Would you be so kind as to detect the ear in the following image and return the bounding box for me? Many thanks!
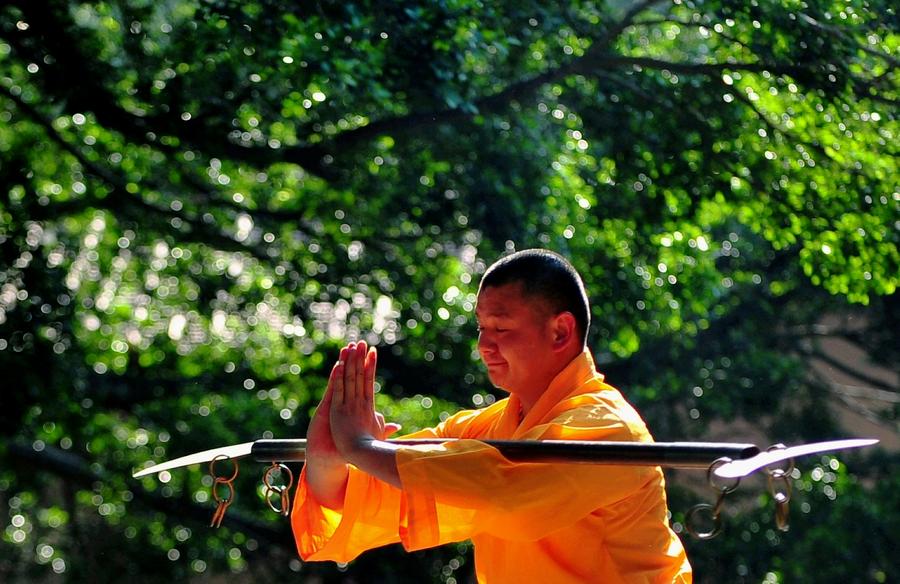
[550,312,577,351]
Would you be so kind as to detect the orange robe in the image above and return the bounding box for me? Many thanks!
[292,350,692,583]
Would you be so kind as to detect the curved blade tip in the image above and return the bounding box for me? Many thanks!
[714,437,879,479]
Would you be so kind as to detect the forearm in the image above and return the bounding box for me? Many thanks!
[306,439,401,508]
[343,438,402,489]
[306,457,350,509]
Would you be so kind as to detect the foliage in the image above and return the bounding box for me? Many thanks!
[0,0,897,582]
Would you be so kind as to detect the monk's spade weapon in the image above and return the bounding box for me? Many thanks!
[133,436,877,539]
[133,436,876,478]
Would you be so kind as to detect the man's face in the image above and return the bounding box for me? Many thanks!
[475,282,558,396]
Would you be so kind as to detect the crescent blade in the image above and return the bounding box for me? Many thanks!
[132,442,255,478]
[713,438,879,479]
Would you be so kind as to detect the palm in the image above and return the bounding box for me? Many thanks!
[307,390,341,461]
[307,342,402,463]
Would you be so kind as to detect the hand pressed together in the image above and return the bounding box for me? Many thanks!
[329,341,399,458]
[304,340,403,507]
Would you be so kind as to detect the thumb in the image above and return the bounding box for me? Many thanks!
[319,361,341,408]
[382,423,403,439]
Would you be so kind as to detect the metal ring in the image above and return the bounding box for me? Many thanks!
[767,472,793,502]
[685,503,723,540]
[707,457,740,493]
[774,498,790,532]
[209,454,239,482]
[263,463,294,491]
[764,443,795,478]
[212,477,235,504]
[265,486,289,515]
[264,484,291,515]
[768,471,792,532]
[280,488,291,516]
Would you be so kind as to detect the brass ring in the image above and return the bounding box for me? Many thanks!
[707,457,740,493]
[212,477,235,504]
[764,443,795,478]
[685,503,723,540]
[263,463,294,490]
[209,454,239,482]
[265,486,288,514]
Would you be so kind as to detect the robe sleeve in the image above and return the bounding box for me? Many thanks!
[396,417,653,550]
[291,425,450,562]
[292,401,652,560]
[291,464,405,562]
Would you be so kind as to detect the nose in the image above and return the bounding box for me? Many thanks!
[477,330,496,358]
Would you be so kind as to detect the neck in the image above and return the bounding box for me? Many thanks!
[516,391,540,417]
[515,346,584,416]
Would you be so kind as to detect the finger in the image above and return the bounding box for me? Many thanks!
[348,341,368,401]
[383,423,402,439]
[355,340,368,403]
[320,361,340,408]
[355,341,371,400]
[364,345,377,404]
[333,347,350,405]
[345,342,359,402]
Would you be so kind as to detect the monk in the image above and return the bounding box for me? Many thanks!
[292,249,692,583]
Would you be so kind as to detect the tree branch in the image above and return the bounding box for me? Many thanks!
[9,0,890,185]
[604,0,672,45]
[797,12,900,69]
[788,324,876,354]
[575,54,808,78]
[800,346,897,394]
[0,85,281,263]
[725,81,850,169]
[594,70,710,130]
[4,0,677,176]
[6,0,337,179]
[827,381,900,403]
[274,53,811,159]
[808,370,898,429]
[631,16,756,55]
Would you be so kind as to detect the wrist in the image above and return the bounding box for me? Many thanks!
[305,452,350,510]
[341,438,402,489]
[340,434,377,465]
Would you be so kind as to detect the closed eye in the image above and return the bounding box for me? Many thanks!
[477,325,509,333]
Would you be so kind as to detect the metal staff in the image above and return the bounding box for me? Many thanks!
[133,437,878,480]
[133,437,878,537]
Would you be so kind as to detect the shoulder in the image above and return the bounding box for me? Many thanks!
[538,384,653,442]
[434,398,507,438]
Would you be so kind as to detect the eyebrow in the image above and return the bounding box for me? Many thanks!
[474,311,512,322]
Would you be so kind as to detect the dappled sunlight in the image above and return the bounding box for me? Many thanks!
[0,0,896,582]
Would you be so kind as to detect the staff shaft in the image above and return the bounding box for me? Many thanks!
[251,439,760,468]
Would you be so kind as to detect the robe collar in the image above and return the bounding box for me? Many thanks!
[498,349,601,436]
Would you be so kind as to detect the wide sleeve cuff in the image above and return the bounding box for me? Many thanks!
[396,441,488,550]
[397,450,441,550]
[291,464,402,563]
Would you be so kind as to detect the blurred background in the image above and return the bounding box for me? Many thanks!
[0,1,897,582]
